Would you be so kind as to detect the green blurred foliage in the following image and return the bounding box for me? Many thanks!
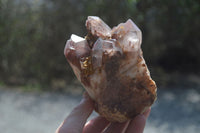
[0,0,199,88]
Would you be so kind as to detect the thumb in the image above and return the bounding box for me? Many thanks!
[56,93,94,133]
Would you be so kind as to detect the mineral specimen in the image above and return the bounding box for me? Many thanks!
[64,16,157,122]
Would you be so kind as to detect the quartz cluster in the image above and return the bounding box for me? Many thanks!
[64,16,157,122]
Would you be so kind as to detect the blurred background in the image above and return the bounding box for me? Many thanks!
[0,0,199,133]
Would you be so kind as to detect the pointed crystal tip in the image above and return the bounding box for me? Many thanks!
[86,16,111,38]
[71,34,85,43]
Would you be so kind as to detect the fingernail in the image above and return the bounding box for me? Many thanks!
[143,107,151,119]
[80,92,90,103]
[83,92,89,99]
[136,114,147,122]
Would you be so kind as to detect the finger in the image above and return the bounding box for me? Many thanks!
[83,116,110,133]
[125,115,146,133]
[143,107,151,119]
[121,121,130,133]
[103,121,129,133]
[56,93,94,133]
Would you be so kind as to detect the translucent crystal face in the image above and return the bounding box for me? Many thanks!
[111,19,142,52]
[86,16,111,38]
[64,16,157,122]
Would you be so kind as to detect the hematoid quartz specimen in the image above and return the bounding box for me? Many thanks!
[64,16,157,122]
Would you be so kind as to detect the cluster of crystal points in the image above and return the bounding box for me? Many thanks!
[64,16,157,122]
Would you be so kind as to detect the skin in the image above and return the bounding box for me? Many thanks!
[56,93,151,133]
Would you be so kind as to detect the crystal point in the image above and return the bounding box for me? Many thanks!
[86,16,111,39]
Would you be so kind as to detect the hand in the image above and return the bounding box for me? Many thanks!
[56,93,151,133]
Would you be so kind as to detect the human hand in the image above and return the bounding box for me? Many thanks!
[56,93,151,133]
